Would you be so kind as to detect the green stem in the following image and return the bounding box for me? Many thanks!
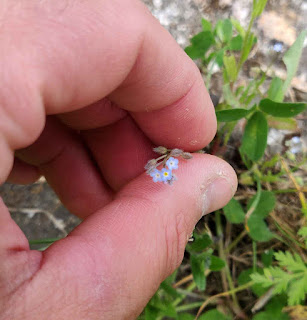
[176,302,204,313]
[252,241,257,272]
[215,211,241,312]
[225,230,247,254]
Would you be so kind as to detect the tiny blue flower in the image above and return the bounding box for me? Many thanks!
[273,42,283,53]
[166,157,179,170]
[161,168,172,183]
[150,169,162,182]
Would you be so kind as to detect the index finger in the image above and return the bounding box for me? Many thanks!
[1,0,215,170]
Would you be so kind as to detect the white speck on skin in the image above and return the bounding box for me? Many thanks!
[190,140,198,145]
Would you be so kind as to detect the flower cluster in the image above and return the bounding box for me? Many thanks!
[145,147,193,185]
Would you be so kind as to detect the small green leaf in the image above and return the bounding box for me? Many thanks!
[261,249,274,267]
[185,31,215,59]
[241,34,257,65]
[160,281,182,298]
[178,313,195,320]
[259,98,306,118]
[145,305,159,320]
[216,19,233,43]
[238,268,267,296]
[247,191,276,218]
[188,233,212,252]
[209,256,226,271]
[223,198,245,223]
[240,111,268,161]
[231,18,245,37]
[267,77,284,102]
[288,273,307,305]
[248,216,274,242]
[201,18,212,32]
[223,54,237,82]
[223,84,241,108]
[199,309,231,320]
[283,31,307,96]
[216,108,252,122]
[229,35,243,51]
[190,254,206,290]
[267,116,298,131]
[252,297,289,320]
[252,0,268,18]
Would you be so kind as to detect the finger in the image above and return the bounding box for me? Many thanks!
[0,0,216,185]
[58,98,127,131]
[13,155,237,319]
[82,116,155,190]
[6,158,41,184]
[17,117,113,219]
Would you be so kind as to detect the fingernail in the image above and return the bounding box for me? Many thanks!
[202,177,235,216]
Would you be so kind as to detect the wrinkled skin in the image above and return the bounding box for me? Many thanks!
[0,1,237,319]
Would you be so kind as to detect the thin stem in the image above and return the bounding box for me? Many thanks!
[280,157,307,218]
[215,212,241,313]
[176,302,204,313]
[195,281,254,319]
[252,241,257,272]
[225,230,247,254]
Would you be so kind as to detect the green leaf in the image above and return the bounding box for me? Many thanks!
[160,281,182,298]
[145,305,159,320]
[185,31,215,59]
[267,77,284,102]
[247,191,276,218]
[259,99,307,118]
[241,34,257,65]
[248,216,274,242]
[240,111,268,161]
[247,191,275,242]
[298,226,307,246]
[216,108,252,122]
[210,256,226,271]
[190,254,206,290]
[223,54,237,82]
[252,0,268,18]
[267,116,298,131]
[274,251,305,273]
[283,31,307,96]
[215,48,226,67]
[201,18,212,32]
[178,313,195,320]
[223,84,241,108]
[223,198,245,223]
[231,18,245,37]
[261,249,274,267]
[288,273,307,305]
[216,19,233,43]
[238,268,267,296]
[199,309,231,320]
[229,34,243,51]
[188,233,212,252]
[252,297,289,320]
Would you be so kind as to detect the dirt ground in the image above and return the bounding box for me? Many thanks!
[1,0,306,245]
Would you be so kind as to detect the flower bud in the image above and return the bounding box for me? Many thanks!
[153,146,168,154]
[182,152,193,159]
[170,148,183,157]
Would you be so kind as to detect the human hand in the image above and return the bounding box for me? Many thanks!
[0,1,237,319]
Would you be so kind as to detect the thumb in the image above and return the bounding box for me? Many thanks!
[15,154,237,320]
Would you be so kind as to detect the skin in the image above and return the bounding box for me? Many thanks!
[0,0,238,319]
